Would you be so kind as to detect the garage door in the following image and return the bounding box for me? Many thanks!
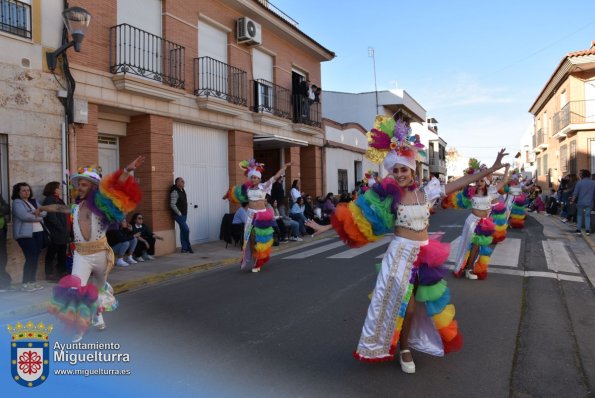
[173,123,229,244]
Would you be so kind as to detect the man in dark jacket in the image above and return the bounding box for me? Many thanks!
[170,177,192,253]
[42,182,69,281]
[271,175,286,214]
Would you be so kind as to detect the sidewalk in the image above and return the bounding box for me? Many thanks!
[0,234,329,321]
[529,212,595,287]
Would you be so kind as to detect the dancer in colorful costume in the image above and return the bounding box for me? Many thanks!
[306,115,508,373]
[443,161,510,280]
[503,169,528,229]
[38,157,143,342]
[223,160,291,272]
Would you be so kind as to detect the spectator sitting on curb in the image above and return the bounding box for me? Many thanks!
[130,213,163,261]
[106,219,138,267]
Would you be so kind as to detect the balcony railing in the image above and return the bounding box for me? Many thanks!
[194,57,247,106]
[251,79,291,119]
[256,0,299,26]
[293,95,321,127]
[553,100,595,134]
[0,0,31,39]
[429,158,446,168]
[109,24,185,89]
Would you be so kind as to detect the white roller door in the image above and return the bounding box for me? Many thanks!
[173,123,229,244]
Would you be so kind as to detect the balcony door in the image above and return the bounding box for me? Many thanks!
[586,80,595,122]
[116,0,162,79]
[198,22,228,97]
[253,49,274,113]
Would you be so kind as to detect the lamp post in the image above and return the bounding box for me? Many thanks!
[46,7,91,70]
[368,47,379,114]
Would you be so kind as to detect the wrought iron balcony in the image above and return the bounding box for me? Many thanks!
[194,57,247,106]
[0,0,31,39]
[256,0,298,26]
[109,24,185,89]
[252,79,291,119]
[293,94,321,127]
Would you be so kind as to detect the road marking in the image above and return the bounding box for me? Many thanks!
[490,238,521,267]
[489,268,585,283]
[328,236,390,259]
[271,237,335,257]
[542,240,579,273]
[282,241,346,259]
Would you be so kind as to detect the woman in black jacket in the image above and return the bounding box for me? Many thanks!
[42,182,69,280]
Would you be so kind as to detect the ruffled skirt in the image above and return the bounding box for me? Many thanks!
[241,208,276,270]
[354,236,462,361]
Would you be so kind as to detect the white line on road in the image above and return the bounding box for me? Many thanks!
[282,240,346,259]
[328,236,390,259]
[542,240,579,273]
[271,238,335,257]
[490,238,521,267]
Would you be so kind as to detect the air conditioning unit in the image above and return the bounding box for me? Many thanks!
[237,17,262,45]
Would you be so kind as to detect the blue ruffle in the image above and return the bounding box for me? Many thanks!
[425,287,451,316]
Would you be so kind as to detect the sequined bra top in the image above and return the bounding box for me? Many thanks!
[471,195,493,211]
[72,204,106,243]
[247,188,267,201]
[394,191,431,232]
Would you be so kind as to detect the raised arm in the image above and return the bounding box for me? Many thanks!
[445,148,508,195]
[263,162,292,191]
[120,156,145,182]
[495,164,511,192]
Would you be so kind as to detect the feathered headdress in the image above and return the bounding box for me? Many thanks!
[70,165,102,187]
[365,116,425,172]
[239,159,265,179]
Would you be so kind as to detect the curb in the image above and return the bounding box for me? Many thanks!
[0,231,335,321]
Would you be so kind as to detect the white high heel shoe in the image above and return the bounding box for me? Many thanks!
[399,349,416,374]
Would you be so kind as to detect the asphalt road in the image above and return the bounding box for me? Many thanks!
[7,209,594,398]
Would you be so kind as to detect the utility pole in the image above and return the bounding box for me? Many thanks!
[368,47,379,114]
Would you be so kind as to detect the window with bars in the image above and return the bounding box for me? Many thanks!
[0,135,8,205]
[569,141,577,174]
[536,157,541,178]
[560,144,567,173]
[337,169,348,195]
[543,154,548,176]
[0,0,31,39]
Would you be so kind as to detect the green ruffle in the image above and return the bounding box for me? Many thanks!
[253,226,274,236]
[415,280,447,302]
[472,235,493,246]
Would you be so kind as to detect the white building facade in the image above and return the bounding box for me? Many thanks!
[322,119,380,195]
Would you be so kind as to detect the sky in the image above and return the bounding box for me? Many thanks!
[271,0,595,165]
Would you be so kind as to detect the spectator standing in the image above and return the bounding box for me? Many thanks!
[130,213,163,261]
[572,169,595,236]
[290,179,301,207]
[11,182,46,292]
[42,182,69,281]
[170,177,192,253]
[271,175,286,214]
[0,193,11,290]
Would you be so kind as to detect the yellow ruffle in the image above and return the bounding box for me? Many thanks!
[255,240,274,252]
[348,201,379,242]
[433,304,455,329]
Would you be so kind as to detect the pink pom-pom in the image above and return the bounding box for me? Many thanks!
[415,239,450,268]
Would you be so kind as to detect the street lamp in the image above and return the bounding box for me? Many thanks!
[368,47,379,114]
[46,7,91,71]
